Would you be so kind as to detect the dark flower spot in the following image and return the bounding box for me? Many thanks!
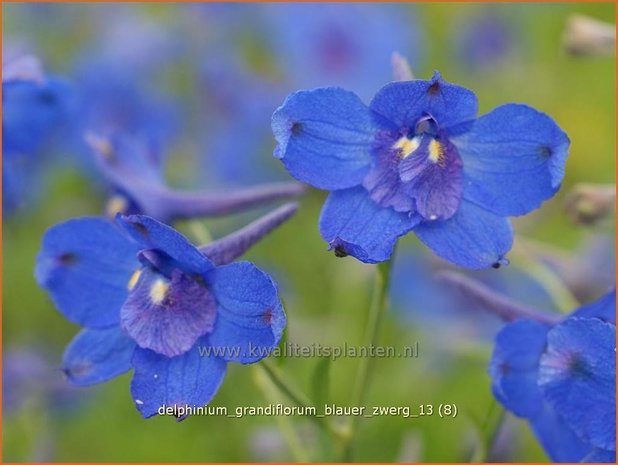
[291,122,303,135]
[38,90,57,105]
[499,362,510,375]
[428,81,441,95]
[568,353,591,377]
[539,145,552,159]
[334,245,348,258]
[133,222,149,237]
[58,253,78,266]
[263,308,273,324]
[492,261,501,269]
[63,362,90,378]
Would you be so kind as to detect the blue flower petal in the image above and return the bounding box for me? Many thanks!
[87,132,164,191]
[489,319,550,418]
[86,133,165,216]
[452,104,570,217]
[539,317,616,451]
[369,73,478,130]
[130,342,227,419]
[3,77,72,156]
[62,327,136,386]
[121,267,217,358]
[35,218,140,327]
[529,401,591,462]
[582,448,616,463]
[205,262,285,364]
[319,186,420,263]
[573,289,616,324]
[414,199,513,269]
[117,214,214,275]
[272,87,377,190]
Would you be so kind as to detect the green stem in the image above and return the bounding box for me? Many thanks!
[187,220,213,244]
[471,400,506,462]
[258,360,313,409]
[511,241,579,313]
[252,365,310,462]
[341,258,395,461]
[257,360,344,440]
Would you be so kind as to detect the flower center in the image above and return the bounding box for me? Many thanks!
[363,117,464,221]
[393,135,446,166]
[121,266,217,358]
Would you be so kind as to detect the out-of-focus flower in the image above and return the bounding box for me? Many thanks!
[273,72,569,268]
[453,12,514,70]
[3,54,72,214]
[3,347,86,415]
[86,132,304,222]
[68,8,184,154]
[193,4,422,186]
[391,248,559,341]
[35,205,296,419]
[563,14,616,57]
[72,57,179,150]
[263,3,421,99]
[565,182,615,225]
[488,289,616,462]
[198,57,287,186]
[525,234,616,303]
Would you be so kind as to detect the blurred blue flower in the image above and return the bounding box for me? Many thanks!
[454,12,514,71]
[65,8,184,159]
[489,289,616,462]
[71,56,179,151]
[85,132,304,222]
[192,3,421,186]
[3,346,89,415]
[3,55,72,214]
[390,248,559,340]
[263,3,421,99]
[198,57,288,186]
[272,72,569,268]
[35,206,296,419]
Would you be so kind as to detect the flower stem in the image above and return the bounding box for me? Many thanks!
[257,360,344,440]
[341,257,395,461]
[186,219,213,244]
[511,241,579,313]
[470,399,506,462]
[252,364,310,462]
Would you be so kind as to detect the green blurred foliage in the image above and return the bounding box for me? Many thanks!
[3,2,615,462]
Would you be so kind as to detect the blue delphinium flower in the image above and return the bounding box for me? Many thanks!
[3,55,71,214]
[35,204,296,418]
[85,132,304,222]
[489,289,616,462]
[272,72,569,268]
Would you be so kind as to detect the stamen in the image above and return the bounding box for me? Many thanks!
[84,132,115,160]
[127,269,142,291]
[106,195,129,218]
[393,136,420,159]
[428,139,445,165]
[149,279,170,305]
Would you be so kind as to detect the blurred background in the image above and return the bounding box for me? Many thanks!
[2,2,615,462]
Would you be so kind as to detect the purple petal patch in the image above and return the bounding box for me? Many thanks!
[363,130,463,221]
[120,267,217,357]
[398,136,463,220]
